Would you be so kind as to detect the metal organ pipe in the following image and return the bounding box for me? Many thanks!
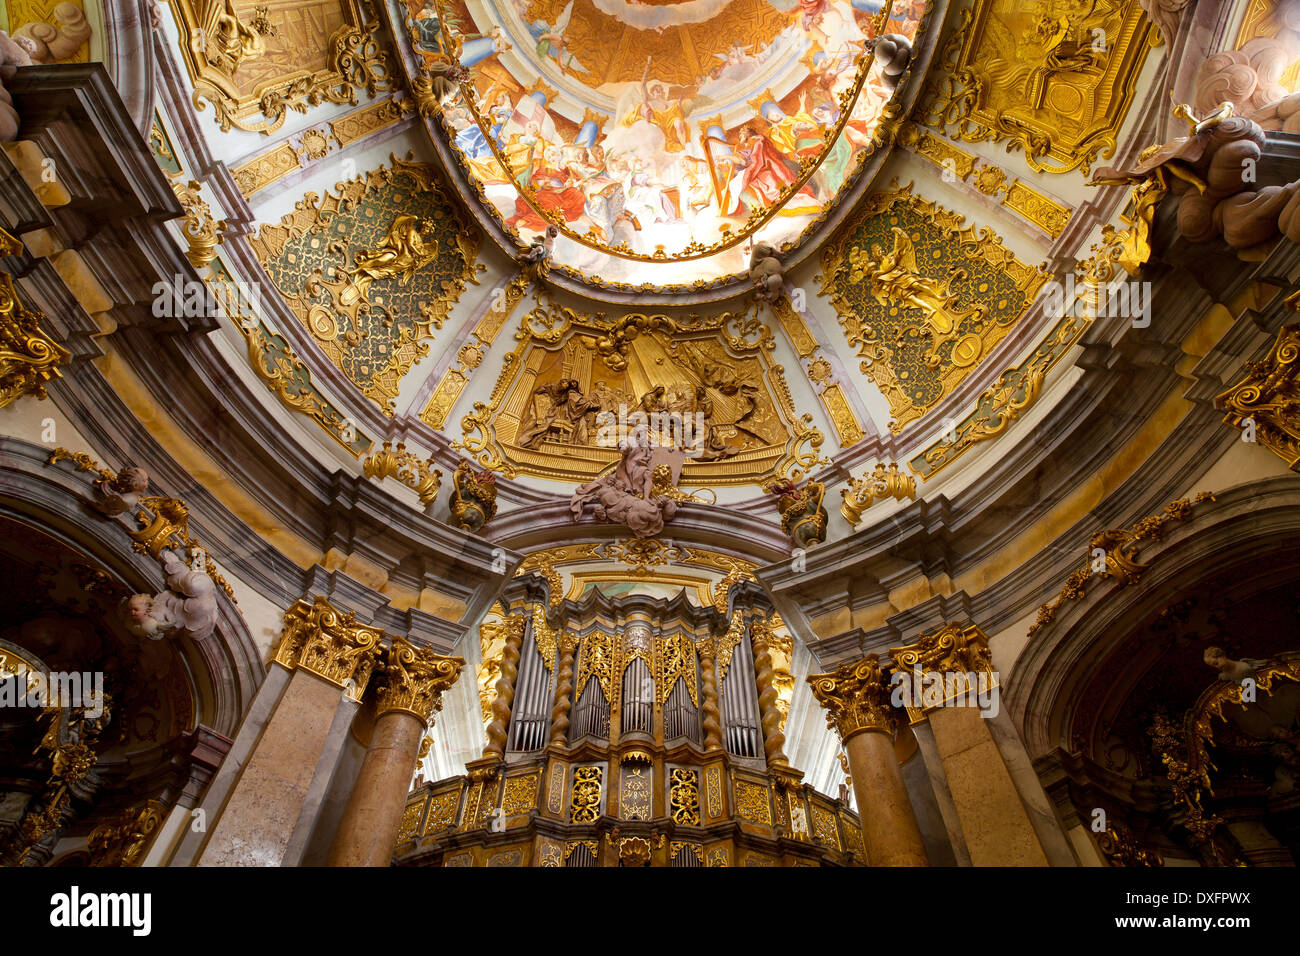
[620,658,653,735]
[722,631,761,758]
[506,624,552,752]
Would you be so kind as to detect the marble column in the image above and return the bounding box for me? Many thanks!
[327,637,464,867]
[809,654,929,866]
[750,619,789,768]
[889,622,1049,866]
[197,598,381,867]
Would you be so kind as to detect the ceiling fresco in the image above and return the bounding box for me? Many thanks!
[403,0,926,285]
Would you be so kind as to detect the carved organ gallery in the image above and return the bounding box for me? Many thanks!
[0,0,1297,880]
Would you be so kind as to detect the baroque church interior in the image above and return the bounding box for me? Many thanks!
[0,0,1298,874]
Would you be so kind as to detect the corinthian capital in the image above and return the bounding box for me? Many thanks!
[888,622,993,677]
[274,597,384,700]
[376,637,465,724]
[807,654,897,740]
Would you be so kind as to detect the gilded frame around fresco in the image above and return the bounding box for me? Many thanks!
[166,0,396,134]
[452,296,826,486]
[919,0,1155,175]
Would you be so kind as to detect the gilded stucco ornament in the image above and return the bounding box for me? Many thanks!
[363,440,442,508]
[764,477,827,549]
[171,0,396,134]
[448,458,497,532]
[250,156,483,414]
[808,654,898,740]
[274,597,384,700]
[1029,494,1217,634]
[86,801,167,867]
[840,462,916,525]
[456,277,822,487]
[0,234,70,410]
[171,180,226,269]
[1216,323,1300,470]
[820,183,1047,433]
[919,0,1154,175]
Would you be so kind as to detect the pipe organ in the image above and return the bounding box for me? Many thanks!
[395,590,863,867]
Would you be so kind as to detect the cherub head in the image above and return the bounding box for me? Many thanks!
[1203,646,1229,670]
[111,466,149,496]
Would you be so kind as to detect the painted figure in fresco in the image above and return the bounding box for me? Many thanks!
[459,26,512,67]
[724,125,803,215]
[850,227,984,368]
[529,2,587,73]
[412,1,446,55]
[622,60,694,154]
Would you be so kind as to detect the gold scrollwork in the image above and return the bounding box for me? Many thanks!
[0,252,70,410]
[569,766,603,823]
[669,768,701,825]
[1216,323,1300,470]
[840,461,916,525]
[362,440,442,507]
[174,0,396,135]
[1029,494,1217,634]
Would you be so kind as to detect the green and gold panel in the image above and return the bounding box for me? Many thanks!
[250,158,483,415]
[820,183,1048,434]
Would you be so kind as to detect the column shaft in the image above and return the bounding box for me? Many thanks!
[844,729,930,866]
[326,709,425,866]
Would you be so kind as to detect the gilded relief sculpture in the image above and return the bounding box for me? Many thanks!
[202,0,274,77]
[850,227,986,368]
[449,459,498,532]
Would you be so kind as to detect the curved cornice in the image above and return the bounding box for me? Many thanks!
[0,438,264,736]
[1007,476,1300,760]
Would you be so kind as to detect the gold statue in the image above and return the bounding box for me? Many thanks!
[345,215,440,305]
[850,228,984,368]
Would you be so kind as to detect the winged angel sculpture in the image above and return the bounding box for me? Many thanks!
[848,227,984,368]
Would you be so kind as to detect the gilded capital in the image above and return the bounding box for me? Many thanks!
[807,654,898,740]
[888,622,993,677]
[274,597,384,700]
[376,637,465,724]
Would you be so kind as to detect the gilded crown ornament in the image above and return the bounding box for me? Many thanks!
[449,458,498,532]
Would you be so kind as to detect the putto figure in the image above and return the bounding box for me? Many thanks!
[121,548,218,642]
[91,465,148,517]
